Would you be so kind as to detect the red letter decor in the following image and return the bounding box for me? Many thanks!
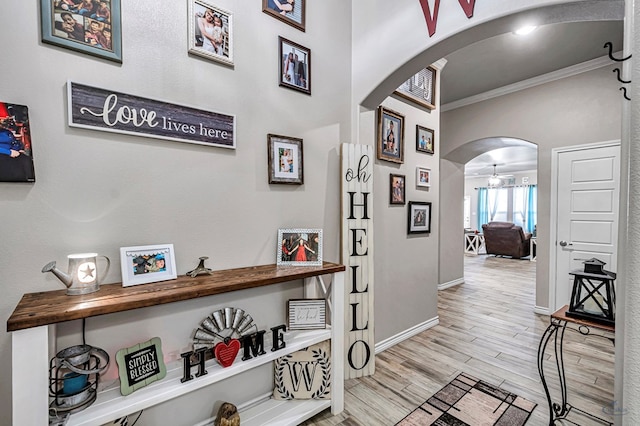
[418,0,477,37]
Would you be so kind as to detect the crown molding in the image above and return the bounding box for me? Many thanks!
[441,53,619,112]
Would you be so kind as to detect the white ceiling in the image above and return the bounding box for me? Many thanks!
[443,20,624,175]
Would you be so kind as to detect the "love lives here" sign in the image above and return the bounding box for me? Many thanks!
[67,81,236,149]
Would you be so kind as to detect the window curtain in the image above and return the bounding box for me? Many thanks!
[525,185,537,234]
[477,187,488,230]
[488,188,499,221]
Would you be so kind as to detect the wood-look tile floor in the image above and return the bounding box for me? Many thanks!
[303,254,615,425]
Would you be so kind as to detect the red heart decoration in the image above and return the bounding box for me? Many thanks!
[214,339,240,368]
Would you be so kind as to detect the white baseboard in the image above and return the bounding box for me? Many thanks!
[438,277,464,291]
[375,316,440,354]
[534,305,550,316]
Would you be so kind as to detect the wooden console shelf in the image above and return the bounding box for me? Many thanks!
[7,261,345,331]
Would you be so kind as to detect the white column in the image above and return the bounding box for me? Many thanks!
[13,326,50,425]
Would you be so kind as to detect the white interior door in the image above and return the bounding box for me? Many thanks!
[554,144,620,311]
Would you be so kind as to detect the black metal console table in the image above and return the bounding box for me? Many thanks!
[537,305,615,425]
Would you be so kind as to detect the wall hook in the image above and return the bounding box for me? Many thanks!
[604,42,632,62]
[620,87,631,101]
[613,68,631,84]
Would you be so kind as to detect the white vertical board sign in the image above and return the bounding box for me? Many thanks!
[341,143,375,378]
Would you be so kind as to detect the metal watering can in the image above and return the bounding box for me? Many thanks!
[42,253,110,296]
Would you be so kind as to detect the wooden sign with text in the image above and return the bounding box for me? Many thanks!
[68,81,235,149]
[341,143,375,378]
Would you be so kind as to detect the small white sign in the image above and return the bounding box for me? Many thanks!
[288,299,326,330]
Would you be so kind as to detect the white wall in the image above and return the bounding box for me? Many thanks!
[0,2,351,424]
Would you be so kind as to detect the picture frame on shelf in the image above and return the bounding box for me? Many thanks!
[277,228,322,266]
[408,201,432,234]
[279,37,311,95]
[262,0,305,32]
[41,0,122,63]
[394,66,436,110]
[120,244,177,287]
[287,299,326,330]
[0,102,36,183]
[416,125,435,155]
[390,173,405,205]
[188,0,233,66]
[268,134,303,185]
[416,167,431,188]
[376,106,404,164]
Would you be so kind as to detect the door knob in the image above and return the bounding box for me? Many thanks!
[559,240,573,247]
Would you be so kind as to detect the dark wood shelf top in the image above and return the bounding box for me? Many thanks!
[551,304,615,333]
[7,262,345,332]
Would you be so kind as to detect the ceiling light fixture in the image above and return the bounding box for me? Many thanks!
[488,164,502,187]
[514,25,537,36]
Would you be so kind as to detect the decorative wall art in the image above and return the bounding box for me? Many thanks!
[279,37,311,95]
[188,0,233,66]
[68,81,236,148]
[395,66,436,110]
[116,337,167,396]
[277,228,322,266]
[287,299,326,330]
[416,124,435,155]
[41,0,122,62]
[120,244,177,287]
[263,0,305,32]
[0,102,35,182]
[377,106,404,164]
[268,134,303,184]
[390,173,406,205]
[416,167,431,188]
[274,341,331,400]
[408,201,432,234]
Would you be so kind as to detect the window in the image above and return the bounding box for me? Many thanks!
[478,185,536,233]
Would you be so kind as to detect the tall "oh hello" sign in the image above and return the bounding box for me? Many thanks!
[341,143,375,379]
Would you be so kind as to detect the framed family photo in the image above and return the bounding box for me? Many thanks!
[408,201,432,234]
[416,167,431,188]
[277,229,322,266]
[268,134,303,184]
[0,102,36,183]
[120,244,177,287]
[416,125,435,155]
[395,66,436,110]
[41,0,122,63]
[188,0,233,66]
[390,174,405,205]
[279,37,311,95]
[377,106,404,164]
[262,0,305,32]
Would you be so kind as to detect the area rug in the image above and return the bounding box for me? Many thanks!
[396,373,537,426]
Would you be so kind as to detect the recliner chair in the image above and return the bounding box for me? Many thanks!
[482,221,532,259]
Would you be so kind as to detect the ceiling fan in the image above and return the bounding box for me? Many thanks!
[487,164,513,187]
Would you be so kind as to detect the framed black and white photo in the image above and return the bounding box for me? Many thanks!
[395,66,436,110]
[41,0,122,63]
[287,299,326,330]
[377,106,404,164]
[416,167,431,188]
[120,244,177,287]
[188,0,233,66]
[408,201,432,234]
[268,134,303,184]
[277,229,322,266]
[279,37,311,95]
[416,125,434,155]
[263,0,305,32]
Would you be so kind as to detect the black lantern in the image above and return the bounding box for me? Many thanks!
[566,258,616,326]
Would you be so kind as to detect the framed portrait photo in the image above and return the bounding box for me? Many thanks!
[377,106,404,164]
[390,173,405,205]
[262,0,305,32]
[268,134,303,185]
[188,0,233,66]
[416,167,431,188]
[416,125,435,155]
[408,201,432,234]
[277,229,322,266]
[41,0,122,63]
[120,244,177,287]
[279,37,311,95]
[395,66,436,110]
[0,102,36,183]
